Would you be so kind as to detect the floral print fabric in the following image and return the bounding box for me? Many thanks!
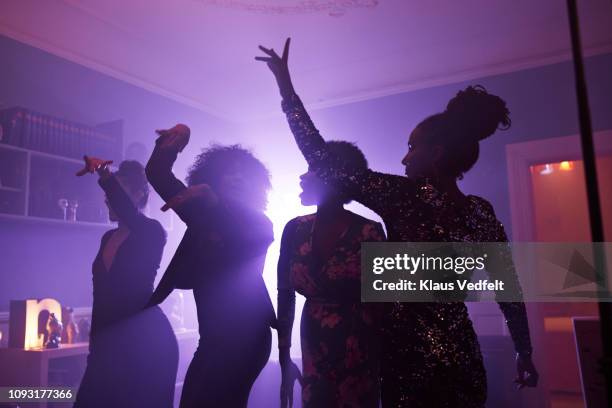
[280,213,385,408]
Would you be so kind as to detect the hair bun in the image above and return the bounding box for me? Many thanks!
[445,85,511,141]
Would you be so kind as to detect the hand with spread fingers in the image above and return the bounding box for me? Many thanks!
[155,123,191,153]
[76,155,113,177]
[514,353,538,389]
[280,358,303,408]
[256,38,295,99]
[160,183,218,212]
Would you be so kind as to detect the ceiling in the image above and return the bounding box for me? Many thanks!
[1,0,611,121]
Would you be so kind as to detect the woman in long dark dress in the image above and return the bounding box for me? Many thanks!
[257,39,538,407]
[145,125,276,408]
[277,140,386,408]
[74,159,178,408]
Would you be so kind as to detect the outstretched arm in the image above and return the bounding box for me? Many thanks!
[145,124,217,225]
[257,39,414,219]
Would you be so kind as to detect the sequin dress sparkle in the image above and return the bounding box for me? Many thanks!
[280,92,533,407]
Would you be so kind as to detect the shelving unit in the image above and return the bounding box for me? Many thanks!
[0,107,123,227]
[0,144,112,226]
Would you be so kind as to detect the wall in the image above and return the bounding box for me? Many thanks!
[0,34,234,312]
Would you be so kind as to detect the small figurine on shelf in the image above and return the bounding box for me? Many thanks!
[45,312,63,349]
[77,317,91,343]
[61,306,79,344]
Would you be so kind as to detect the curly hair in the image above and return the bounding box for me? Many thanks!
[417,85,510,179]
[186,144,271,209]
[114,160,149,208]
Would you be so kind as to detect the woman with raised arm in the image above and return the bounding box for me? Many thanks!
[277,140,386,408]
[145,125,276,408]
[74,158,178,408]
[257,39,538,407]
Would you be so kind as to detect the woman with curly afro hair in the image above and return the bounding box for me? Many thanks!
[145,125,275,408]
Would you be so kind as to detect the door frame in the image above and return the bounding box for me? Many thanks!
[506,130,612,242]
[505,130,612,408]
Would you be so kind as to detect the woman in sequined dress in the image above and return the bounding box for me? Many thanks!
[257,39,538,407]
[277,141,386,408]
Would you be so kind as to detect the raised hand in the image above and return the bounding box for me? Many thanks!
[256,38,294,98]
[155,123,191,153]
[514,353,539,389]
[280,358,302,408]
[76,155,113,176]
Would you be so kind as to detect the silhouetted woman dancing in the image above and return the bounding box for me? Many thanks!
[257,39,538,407]
[74,158,178,408]
[145,125,276,407]
[277,140,385,408]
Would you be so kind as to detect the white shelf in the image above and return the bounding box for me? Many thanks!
[0,213,112,228]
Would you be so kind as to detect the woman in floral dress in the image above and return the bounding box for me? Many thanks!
[277,140,386,408]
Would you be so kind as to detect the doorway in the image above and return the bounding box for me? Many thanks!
[506,131,612,408]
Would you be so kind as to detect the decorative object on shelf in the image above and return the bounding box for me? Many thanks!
[57,198,69,221]
[45,313,63,349]
[77,317,91,342]
[9,298,62,349]
[61,306,79,344]
[67,199,79,222]
[198,0,379,17]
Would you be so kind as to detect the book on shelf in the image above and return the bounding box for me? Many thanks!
[0,107,123,161]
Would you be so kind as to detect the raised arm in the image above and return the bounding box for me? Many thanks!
[145,138,186,205]
[145,124,218,226]
[257,39,414,219]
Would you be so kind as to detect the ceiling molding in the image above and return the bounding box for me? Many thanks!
[2,20,611,123]
[0,23,234,121]
[301,42,612,114]
[197,0,379,17]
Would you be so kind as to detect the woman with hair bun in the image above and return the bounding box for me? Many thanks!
[258,39,538,407]
[74,158,178,408]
